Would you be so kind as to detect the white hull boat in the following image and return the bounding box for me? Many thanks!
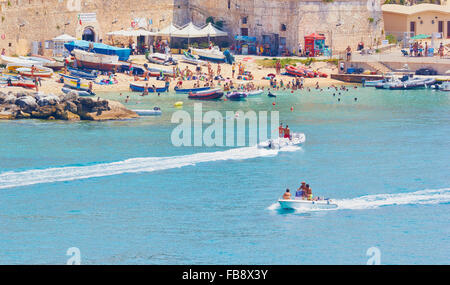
[191,47,226,62]
[439,81,450,91]
[278,199,338,210]
[73,49,120,71]
[132,108,162,116]
[258,133,306,149]
[1,55,41,66]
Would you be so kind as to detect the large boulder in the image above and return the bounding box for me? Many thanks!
[30,104,65,120]
[0,92,18,105]
[35,93,61,107]
[59,91,79,102]
[63,101,78,114]
[82,100,138,121]
[15,95,38,113]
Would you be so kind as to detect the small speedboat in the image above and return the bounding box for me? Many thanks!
[133,107,162,116]
[258,132,306,149]
[278,198,338,210]
[247,90,263,96]
[226,91,248,100]
[439,81,450,91]
[268,92,277,97]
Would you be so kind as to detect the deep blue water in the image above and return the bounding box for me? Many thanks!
[0,87,449,264]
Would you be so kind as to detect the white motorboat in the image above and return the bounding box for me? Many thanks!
[278,198,338,210]
[247,90,263,96]
[132,108,162,116]
[258,133,306,149]
[439,81,450,91]
[191,46,226,62]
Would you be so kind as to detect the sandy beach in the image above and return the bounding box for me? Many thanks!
[1,54,347,95]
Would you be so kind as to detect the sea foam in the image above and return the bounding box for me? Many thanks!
[0,145,301,190]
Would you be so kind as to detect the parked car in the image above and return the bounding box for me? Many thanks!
[415,68,437,76]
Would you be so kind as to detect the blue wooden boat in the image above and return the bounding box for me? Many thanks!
[67,67,98,80]
[175,86,211,93]
[129,82,169,93]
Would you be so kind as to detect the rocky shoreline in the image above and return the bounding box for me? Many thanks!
[0,91,138,121]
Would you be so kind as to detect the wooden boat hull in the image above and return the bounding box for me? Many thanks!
[129,83,168,93]
[188,88,224,100]
[175,86,211,93]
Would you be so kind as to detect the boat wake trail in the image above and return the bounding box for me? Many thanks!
[0,145,301,190]
[268,188,450,213]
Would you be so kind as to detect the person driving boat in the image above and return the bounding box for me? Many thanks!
[296,182,307,199]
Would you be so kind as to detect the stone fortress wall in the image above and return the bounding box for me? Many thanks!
[0,0,384,55]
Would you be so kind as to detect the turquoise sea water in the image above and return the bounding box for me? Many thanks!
[0,87,449,264]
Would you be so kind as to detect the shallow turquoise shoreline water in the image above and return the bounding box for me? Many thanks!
[0,87,449,264]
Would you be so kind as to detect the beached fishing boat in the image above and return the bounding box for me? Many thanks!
[147,67,175,78]
[61,87,94,97]
[67,67,98,80]
[1,55,41,66]
[225,91,248,100]
[181,51,207,66]
[63,77,91,91]
[16,67,53,78]
[129,82,169,93]
[188,88,224,100]
[146,53,177,66]
[191,47,226,63]
[174,86,211,93]
[19,55,64,70]
[73,49,120,72]
[4,78,36,89]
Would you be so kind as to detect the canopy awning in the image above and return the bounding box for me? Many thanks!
[157,23,181,37]
[411,34,431,40]
[107,29,156,37]
[53,34,76,42]
[171,22,205,38]
[200,23,228,38]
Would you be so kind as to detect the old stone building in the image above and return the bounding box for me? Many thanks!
[0,0,384,55]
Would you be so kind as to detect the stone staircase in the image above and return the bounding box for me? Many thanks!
[365,61,393,74]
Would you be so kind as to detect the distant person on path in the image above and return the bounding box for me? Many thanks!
[1,48,5,55]
[439,43,444,58]
[345,46,352,61]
